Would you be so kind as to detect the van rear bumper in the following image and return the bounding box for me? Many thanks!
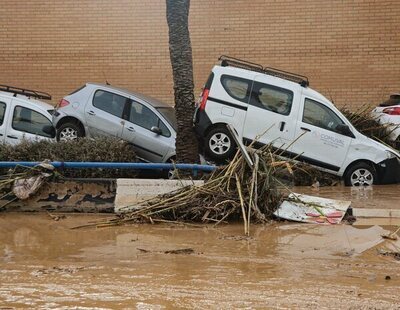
[376,157,400,184]
[193,109,212,138]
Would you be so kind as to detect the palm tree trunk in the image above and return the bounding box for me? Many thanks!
[166,0,199,164]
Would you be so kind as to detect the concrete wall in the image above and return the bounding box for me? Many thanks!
[0,0,399,108]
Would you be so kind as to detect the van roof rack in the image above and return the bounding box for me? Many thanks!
[219,55,309,87]
[0,84,52,100]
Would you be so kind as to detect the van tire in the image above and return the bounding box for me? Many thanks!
[205,126,236,163]
[57,122,84,142]
[344,162,376,186]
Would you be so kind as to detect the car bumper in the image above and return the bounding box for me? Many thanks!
[52,110,64,127]
[376,157,400,184]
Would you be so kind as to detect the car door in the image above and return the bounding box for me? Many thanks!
[290,96,353,172]
[242,75,298,148]
[84,89,127,138]
[0,96,10,143]
[5,100,54,145]
[121,100,174,162]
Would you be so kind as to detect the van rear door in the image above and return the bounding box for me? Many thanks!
[242,75,298,148]
[290,96,352,172]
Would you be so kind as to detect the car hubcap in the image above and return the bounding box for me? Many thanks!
[350,168,373,186]
[209,133,231,155]
[59,127,78,141]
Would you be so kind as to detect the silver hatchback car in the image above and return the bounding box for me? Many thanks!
[52,83,177,163]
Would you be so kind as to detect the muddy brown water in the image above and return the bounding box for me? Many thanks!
[1,185,400,309]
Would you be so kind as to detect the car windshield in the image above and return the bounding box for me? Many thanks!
[156,107,177,131]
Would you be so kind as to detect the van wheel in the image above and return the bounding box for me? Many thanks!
[205,126,236,163]
[344,162,376,186]
[57,122,84,142]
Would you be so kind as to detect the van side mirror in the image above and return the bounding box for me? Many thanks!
[43,125,56,138]
[151,126,162,135]
[336,124,354,138]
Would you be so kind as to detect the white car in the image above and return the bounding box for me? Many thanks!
[371,94,400,147]
[0,85,56,144]
[194,56,400,186]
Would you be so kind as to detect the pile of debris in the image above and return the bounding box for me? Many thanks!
[93,143,314,234]
[0,161,56,210]
[340,105,398,149]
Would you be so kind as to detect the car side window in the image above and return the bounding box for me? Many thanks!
[12,106,53,137]
[0,102,6,125]
[250,82,293,115]
[129,101,171,137]
[221,75,252,103]
[302,98,344,133]
[93,90,126,118]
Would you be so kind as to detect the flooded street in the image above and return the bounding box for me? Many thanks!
[1,185,400,309]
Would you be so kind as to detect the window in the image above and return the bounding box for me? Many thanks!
[12,106,53,137]
[0,102,6,125]
[156,107,177,130]
[93,90,127,118]
[250,82,293,115]
[302,98,344,133]
[221,75,252,103]
[129,101,171,137]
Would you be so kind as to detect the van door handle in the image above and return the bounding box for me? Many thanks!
[87,111,95,116]
[7,135,18,139]
[279,121,286,132]
[127,127,135,132]
[300,127,311,132]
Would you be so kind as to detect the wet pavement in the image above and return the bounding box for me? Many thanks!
[1,185,400,309]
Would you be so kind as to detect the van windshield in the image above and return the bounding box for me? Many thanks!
[156,107,177,131]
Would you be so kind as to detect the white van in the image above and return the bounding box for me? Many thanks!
[194,56,400,186]
[0,85,56,145]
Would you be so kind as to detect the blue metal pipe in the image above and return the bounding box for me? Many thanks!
[0,161,217,172]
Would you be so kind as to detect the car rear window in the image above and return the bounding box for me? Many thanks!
[220,75,252,103]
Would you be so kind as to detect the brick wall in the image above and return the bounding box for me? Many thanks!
[0,0,399,108]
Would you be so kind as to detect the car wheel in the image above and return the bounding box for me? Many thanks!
[57,122,84,142]
[205,126,236,162]
[344,162,376,186]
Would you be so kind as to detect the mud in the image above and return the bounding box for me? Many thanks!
[291,184,400,210]
[1,185,400,309]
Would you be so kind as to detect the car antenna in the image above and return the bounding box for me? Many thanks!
[102,71,111,85]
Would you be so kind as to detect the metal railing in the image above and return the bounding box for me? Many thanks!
[0,161,217,176]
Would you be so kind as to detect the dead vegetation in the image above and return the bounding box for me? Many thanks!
[0,162,57,210]
[340,105,399,149]
[83,144,317,234]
